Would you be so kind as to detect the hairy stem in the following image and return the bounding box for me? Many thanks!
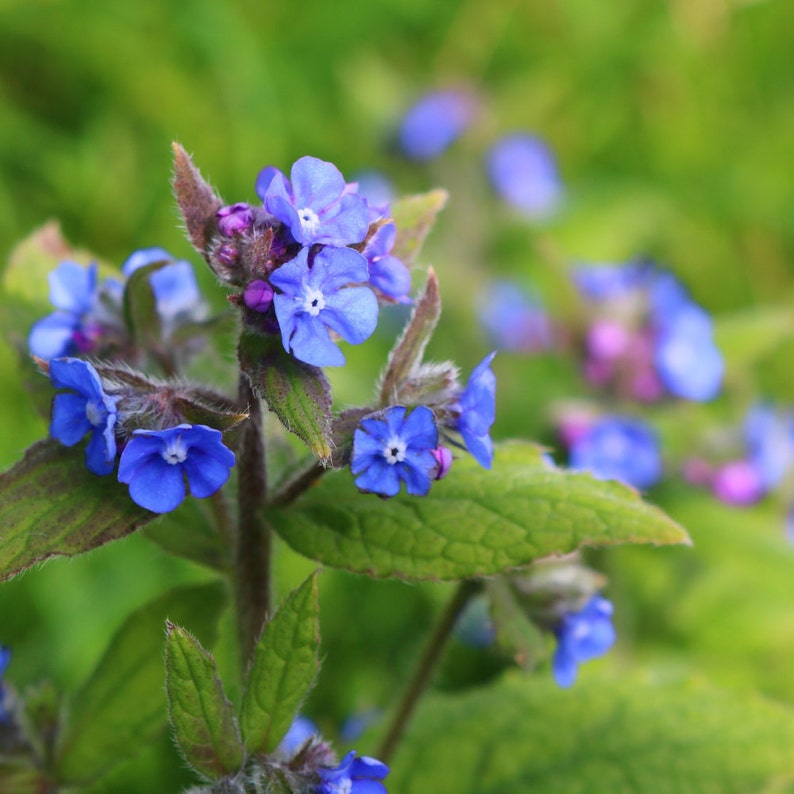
[234,374,271,668]
[377,579,482,763]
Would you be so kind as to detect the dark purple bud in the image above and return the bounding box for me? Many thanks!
[244,279,275,313]
[216,203,254,236]
[216,243,239,267]
[431,446,454,480]
[712,460,764,506]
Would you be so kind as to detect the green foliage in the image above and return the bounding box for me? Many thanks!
[239,330,333,461]
[165,622,244,781]
[55,582,227,785]
[269,441,690,581]
[122,259,169,350]
[240,572,320,755]
[0,439,155,582]
[390,673,794,793]
[389,189,448,267]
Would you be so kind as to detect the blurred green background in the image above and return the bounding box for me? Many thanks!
[1,0,794,790]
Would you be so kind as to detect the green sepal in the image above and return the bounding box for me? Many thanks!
[269,441,690,581]
[240,572,321,756]
[54,582,227,785]
[389,189,448,267]
[238,330,333,461]
[165,622,244,781]
[0,439,156,582]
[122,259,169,349]
[485,578,547,670]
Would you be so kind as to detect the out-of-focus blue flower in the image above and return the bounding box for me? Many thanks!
[653,306,723,401]
[572,262,650,301]
[0,645,11,723]
[29,261,101,359]
[479,282,552,352]
[270,246,378,367]
[453,353,497,469]
[569,417,661,490]
[117,424,235,514]
[744,403,794,490]
[121,247,205,329]
[552,595,615,688]
[352,170,394,215]
[361,221,411,303]
[264,156,369,247]
[49,358,119,476]
[352,405,439,497]
[339,708,381,743]
[315,751,389,794]
[648,271,694,328]
[398,89,477,160]
[278,715,319,757]
[486,134,562,218]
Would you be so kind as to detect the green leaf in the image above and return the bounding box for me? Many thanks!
[389,189,448,266]
[269,441,690,581]
[165,622,244,780]
[378,269,442,406]
[390,674,794,793]
[55,582,227,785]
[122,259,169,349]
[240,572,320,755]
[0,766,54,794]
[142,497,228,572]
[0,440,156,582]
[239,330,332,460]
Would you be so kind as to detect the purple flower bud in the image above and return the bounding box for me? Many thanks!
[711,460,764,506]
[216,243,239,267]
[216,202,254,236]
[244,279,275,313]
[587,320,630,360]
[431,445,454,480]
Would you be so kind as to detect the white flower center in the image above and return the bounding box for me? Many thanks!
[302,286,326,317]
[161,436,188,465]
[382,435,407,465]
[335,781,352,794]
[85,400,104,426]
[297,207,320,236]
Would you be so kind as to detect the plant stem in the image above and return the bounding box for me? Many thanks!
[377,579,482,764]
[234,374,271,668]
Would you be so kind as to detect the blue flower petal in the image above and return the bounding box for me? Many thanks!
[48,261,96,314]
[126,455,186,513]
[84,422,117,475]
[322,287,379,345]
[182,447,235,498]
[29,312,78,360]
[314,246,370,292]
[121,247,173,277]
[290,156,346,210]
[50,392,92,446]
[49,357,104,398]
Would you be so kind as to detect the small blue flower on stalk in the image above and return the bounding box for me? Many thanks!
[486,134,562,218]
[49,358,119,476]
[569,417,661,490]
[270,246,378,367]
[263,156,370,247]
[361,221,411,303]
[315,751,389,794]
[29,261,102,359]
[398,89,477,161]
[452,353,497,470]
[552,595,616,688]
[117,424,235,514]
[352,405,439,497]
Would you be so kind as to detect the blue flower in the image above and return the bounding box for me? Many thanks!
[398,89,477,160]
[121,247,205,330]
[278,715,319,757]
[453,353,497,469]
[653,305,723,401]
[361,221,411,303]
[744,403,794,490]
[0,645,11,723]
[29,261,101,359]
[569,417,661,490]
[486,134,562,218]
[49,358,119,475]
[117,424,235,514]
[552,595,615,688]
[479,281,552,352]
[352,406,439,497]
[315,751,389,794]
[263,156,370,247]
[270,246,378,367]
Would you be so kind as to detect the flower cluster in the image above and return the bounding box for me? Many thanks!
[213,155,412,368]
[29,248,205,362]
[350,353,497,497]
[574,262,724,403]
